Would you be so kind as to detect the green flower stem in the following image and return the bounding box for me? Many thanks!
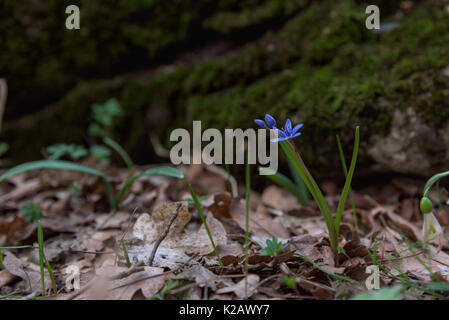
[188,184,224,267]
[280,141,338,255]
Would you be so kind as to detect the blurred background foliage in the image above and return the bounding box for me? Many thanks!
[1,0,448,174]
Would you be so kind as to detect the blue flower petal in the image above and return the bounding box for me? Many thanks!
[276,129,287,137]
[265,114,276,128]
[285,119,292,132]
[254,119,266,128]
[292,123,303,135]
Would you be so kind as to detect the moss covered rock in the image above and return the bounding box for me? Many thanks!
[2,0,449,175]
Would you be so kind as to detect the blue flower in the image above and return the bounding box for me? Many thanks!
[254,113,277,129]
[272,118,303,142]
[255,115,303,142]
[265,114,276,128]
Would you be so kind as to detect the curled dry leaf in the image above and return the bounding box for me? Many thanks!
[229,199,289,238]
[215,274,260,299]
[0,215,33,245]
[0,269,16,287]
[261,185,301,212]
[1,251,51,294]
[203,192,232,218]
[175,265,233,291]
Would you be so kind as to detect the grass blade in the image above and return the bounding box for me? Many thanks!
[335,126,360,234]
[37,220,45,296]
[0,160,116,209]
[121,240,131,268]
[104,137,134,171]
[336,134,358,230]
[0,245,38,249]
[45,261,57,295]
[188,184,223,267]
[116,167,184,206]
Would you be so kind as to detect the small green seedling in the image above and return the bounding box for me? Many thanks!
[88,98,123,137]
[259,236,285,257]
[46,144,88,160]
[21,202,43,223]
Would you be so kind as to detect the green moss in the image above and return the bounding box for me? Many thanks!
[3,0,449,170]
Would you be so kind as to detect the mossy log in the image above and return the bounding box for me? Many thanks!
[2,0,449,175]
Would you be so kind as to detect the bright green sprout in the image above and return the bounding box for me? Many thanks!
[21,202,43,223]
[259,236,285,257]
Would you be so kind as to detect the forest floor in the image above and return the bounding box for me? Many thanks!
[1,158,449,300]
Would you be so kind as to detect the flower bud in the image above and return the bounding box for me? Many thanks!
[420,197,433,214]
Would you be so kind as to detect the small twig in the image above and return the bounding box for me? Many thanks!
[148,203,182,266]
